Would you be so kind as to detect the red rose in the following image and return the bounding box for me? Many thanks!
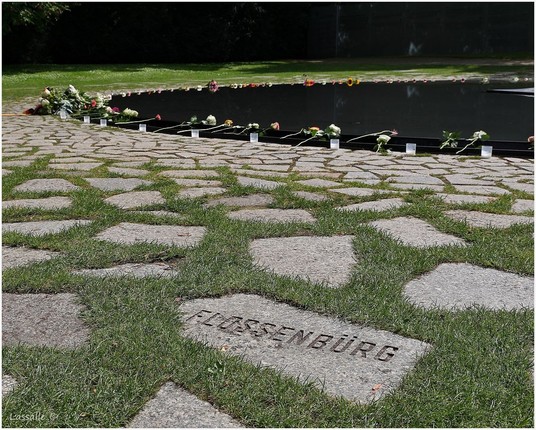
[91,100,97,107]
[155,114,161,120]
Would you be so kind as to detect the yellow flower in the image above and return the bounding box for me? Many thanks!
[224,119,233,126]
[347,78,354,87]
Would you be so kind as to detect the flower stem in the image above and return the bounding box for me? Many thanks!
[295,136,317,147]
[455,138,478,154]
[346,130,395,143]
[115,117,154,125]
[281,129,306,139]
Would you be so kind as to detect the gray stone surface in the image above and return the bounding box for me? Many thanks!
[73,263,177,278]
[444,210,533,228]
[108,167,149,176]
[329,187,389,197]
[13,178,80,193]
[130,210,185,219]
[84,177,153,191]
[3,220,92,236]
[204,194,274,208]
[511,199,534,213]
[128,382,242,428]
[369,217,466,248]
[179,294,431,403]
[3,246,60,268]
[297,178,342,188]
[452,185,510,195]
[104,191,165,209]
[228,208,316,223]
[173,178,223,187]
[404,263,534,310]
[436,194,495,205]
[95,222,206,247]
[2,293,90,348]
[292,191,329,202]
[236,176,282,190]
[337,198,407,212]
[3,196,72,210]
[178,187,227,198]
[249,235,356,287]
[159,170,220,178]
[2,375,18,397]
[49,162,103,171]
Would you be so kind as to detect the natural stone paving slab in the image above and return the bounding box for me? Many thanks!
[95,223,206,247]
[249,235,356,287]
[387,183,445,192]
[292,191,329,202]
[387,175,444,185]
[2,169,12,176]
[178,187,227,198]
[104,191,165,209]
[2,374,18,397]
[337,198,407,212]
[503,181,534,194]
[13,178,80,193]
[172,178,223,187]
[159,170,220,178]
[130,210,185,219]
[2,293,90,348]
[435,194,495,205]
[296,178,342,188]
[3,220,92,236]
[107,167,150,177]
[404,263,534,310]
[236,176,283,190]
[204,194,274,208]
[452,185,510,195]
[444,210,533,228]
[179,294,431,403]
[49,162,103,171]
[369,217,466,248]
[3,196,72,210]
[329,187,390,197]
[228,209,316,223]
[84,178,153,191]
[128,382,243,428]
[73,263,177,278]
[511,199,534,213]
[3,246,60,268]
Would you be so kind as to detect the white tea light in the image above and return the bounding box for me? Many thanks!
[139,124,147,132]
[481,145,493,158]
[406,143,417,155]
[59,110,68,120]
[250,132,259,143]
[191,129,199,138]
[100,119,107,127]
[330,139,340,149]
[83,116,90,124]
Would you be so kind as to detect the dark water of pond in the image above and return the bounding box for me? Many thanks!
[111,82,534,141]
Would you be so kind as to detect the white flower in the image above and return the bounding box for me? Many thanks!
[248,123,260,130]
[205,115,217,125]
[377,134,391,144]
[40,98,50,106]
[122,108,139,118]
[326,124,341,137]
[106,106,114,114]
[196,85,203,91]
[472,130,489,140]
[231,83,238,89]
[42,88,51,98]
[68,84,78,94]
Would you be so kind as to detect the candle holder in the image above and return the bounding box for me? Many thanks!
[250,132,259,143]
[481,145,493,158]
[406,143,417,155]
[139,124,147,132]
[191,129,199,138]
[100,119,107,127]
[59,110,68,120]
[330,139,340,149]
[83,116,91,124]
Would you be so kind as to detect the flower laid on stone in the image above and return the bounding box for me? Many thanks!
[375,134,392,153]
[204,115,217,126]
[325,123,341,138]
[208,80,219,93]
[304,79,315,87]
[24,84,98,116]
[271,122,280,131]
[346,129,398,144]
[440,130,490,154]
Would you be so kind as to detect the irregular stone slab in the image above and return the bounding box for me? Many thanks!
[173,178,223,187]
[3,196,72,210]
[3,220,91,236]
[73,263,177,278]
[444,210,533,228]
[130,210,185,219]
[404,263,534,310]
[369,217,466,248]
[104,191,165,209]
[95,223,206,247]
[292,191,329,202]
[444,174,490,185]
[13,178,80,193]
[387,183,444,192]
[2,293,90,348]
[511,199,534,213]
[84,178,152,191]
[236,176,282,190]
[228,209,316,224]
[436,194,495,205]
[503,181,534,194]
[296,178,342,188]
[179,294,431,403]
[159,170,220,179]
[337,198,407,212]
[2,374,18,397]
[204,194,274,208]
[49,162,103,171]
[387,175,444,185]
[128,382,242,428]
[2,169,12,176]
[452,185,510,195]
[108,167,150,177]
[329,187,390,197]
[250,235,356,287]
[2,246,60,268]
[178,187,227,198]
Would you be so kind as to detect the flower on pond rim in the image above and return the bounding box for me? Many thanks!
[270,122,280,131]
[205,115,217,126]
[231,83,238,89]
[325,123,341,138]
[248,123,260,131]
[224,119,233,126]
[155,114,162,121]
[208,80,219,93]
[122,108,139,118]
[346,78,354,87]
[304,79,315,87]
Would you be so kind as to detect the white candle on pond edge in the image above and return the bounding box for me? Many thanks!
[191,129,199,138]
[83,116,90,124]
[139,124,147,132]
[250,132,259,143]
[330,139,340,149]
[100,119,107,127]
[406,143,417,155]
[481,145,493,158]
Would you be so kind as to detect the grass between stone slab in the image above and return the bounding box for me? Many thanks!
[2,156,534,427]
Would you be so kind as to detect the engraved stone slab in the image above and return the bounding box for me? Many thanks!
[369,217,466,248]
[3,246,60,268]
[2,375,18,397]
[95,223,206,247]
[73,263,177,278]
[228,209,316,223]
[179,294,431,403]
[128,382,242,428]
[249,235,356,287]
[404,263,534,310]
[104,191,165,209]
[2,293,90,348]
[444,210,533,228]
[236,176,282,190]
[13,178,80,193]
[337,198,407,212]
[84,178,152,191]
[3,220,92,236]
[204,194,274,208]
[3,196,72,210]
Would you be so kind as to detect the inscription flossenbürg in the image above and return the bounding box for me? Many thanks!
[186,309,399,362]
